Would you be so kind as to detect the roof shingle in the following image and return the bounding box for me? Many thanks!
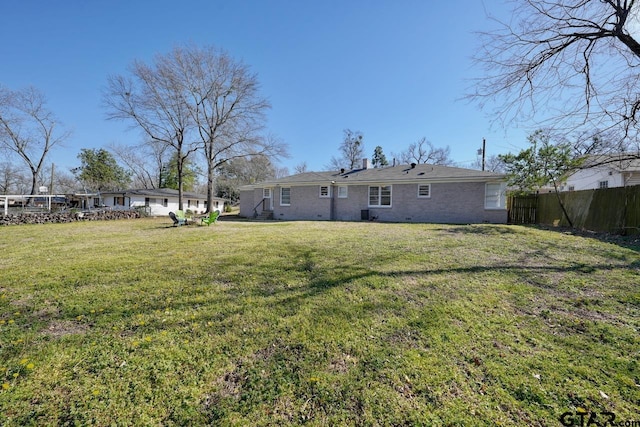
[244,163,505,188]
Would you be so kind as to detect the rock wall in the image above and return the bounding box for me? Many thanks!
[0,210,141,226]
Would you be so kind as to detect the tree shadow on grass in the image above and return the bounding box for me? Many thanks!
[532,224,640,253]
[441,223,640,253]
[438,224,525,236]
[254,246,640,321]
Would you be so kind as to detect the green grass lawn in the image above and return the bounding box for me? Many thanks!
[0,218,638,426]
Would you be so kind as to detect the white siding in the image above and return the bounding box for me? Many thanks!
[564,167,626,191]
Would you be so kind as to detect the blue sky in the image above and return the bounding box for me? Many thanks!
[2,0,528,174]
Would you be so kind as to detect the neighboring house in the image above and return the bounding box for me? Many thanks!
[239,160,508,224]
[561,154,640,191]
[99,188,225,216]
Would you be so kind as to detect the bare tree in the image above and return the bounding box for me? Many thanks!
[50,167,78,194]
[327,129,364,170]
[294,161,308,174]
[274,166,290,178]
[105,45,286,211]
[167,45,286,212]
[471,154,505,173]
[109,141,170,189]
[0,162,14,193]
[394,137,453,165]
[0,161,29,194]
[104,59,198,210]
[471,0,640,153]
[0,86,69,198]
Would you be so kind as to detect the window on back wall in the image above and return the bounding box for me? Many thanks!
[337,186,348,198]
[598,180,609,189]
[417,184,431,198]
[369,185,392,207]
[485,183,506,209]
[280,187,291,206]
[319,186,331,198]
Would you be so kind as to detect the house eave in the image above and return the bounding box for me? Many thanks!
[100,188,223,201]
[241,176,506,189]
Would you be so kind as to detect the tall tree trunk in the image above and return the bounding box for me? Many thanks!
[206,156,215,213]
[27,171,38,207]
[177,153,184,211]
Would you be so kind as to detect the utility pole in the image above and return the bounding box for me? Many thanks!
[50,163,55,195]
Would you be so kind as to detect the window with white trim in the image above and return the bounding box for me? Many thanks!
[263,188,271,198]
[417,184,431,198]
[369,185,392,207]
[280,187,290,206]
[319,186,331,198]
[485,183,506,209]
[598,180,609,189]
[338,186,348,198]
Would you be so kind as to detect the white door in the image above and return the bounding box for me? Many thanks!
[263,188,273,210]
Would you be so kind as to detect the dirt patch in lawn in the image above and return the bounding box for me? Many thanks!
[43,320,90,338]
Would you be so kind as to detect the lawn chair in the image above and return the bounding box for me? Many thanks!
[201,210,220,226]
[169,211,186,226]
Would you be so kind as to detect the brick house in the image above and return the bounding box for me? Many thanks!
[239,160,507,224]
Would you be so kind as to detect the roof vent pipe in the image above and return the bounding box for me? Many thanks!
[340,168,345,174]
[411,163,417,169]
[362,158,370,169]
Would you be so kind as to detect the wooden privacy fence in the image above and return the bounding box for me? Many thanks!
[509,186,640,234]
[508,194,538,224]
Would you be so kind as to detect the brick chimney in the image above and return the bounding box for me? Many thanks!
[362,158,370,169]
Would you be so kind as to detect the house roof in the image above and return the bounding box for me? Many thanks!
[242,163,506,189]
[580,154,640,171]
[100,188,225,201]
